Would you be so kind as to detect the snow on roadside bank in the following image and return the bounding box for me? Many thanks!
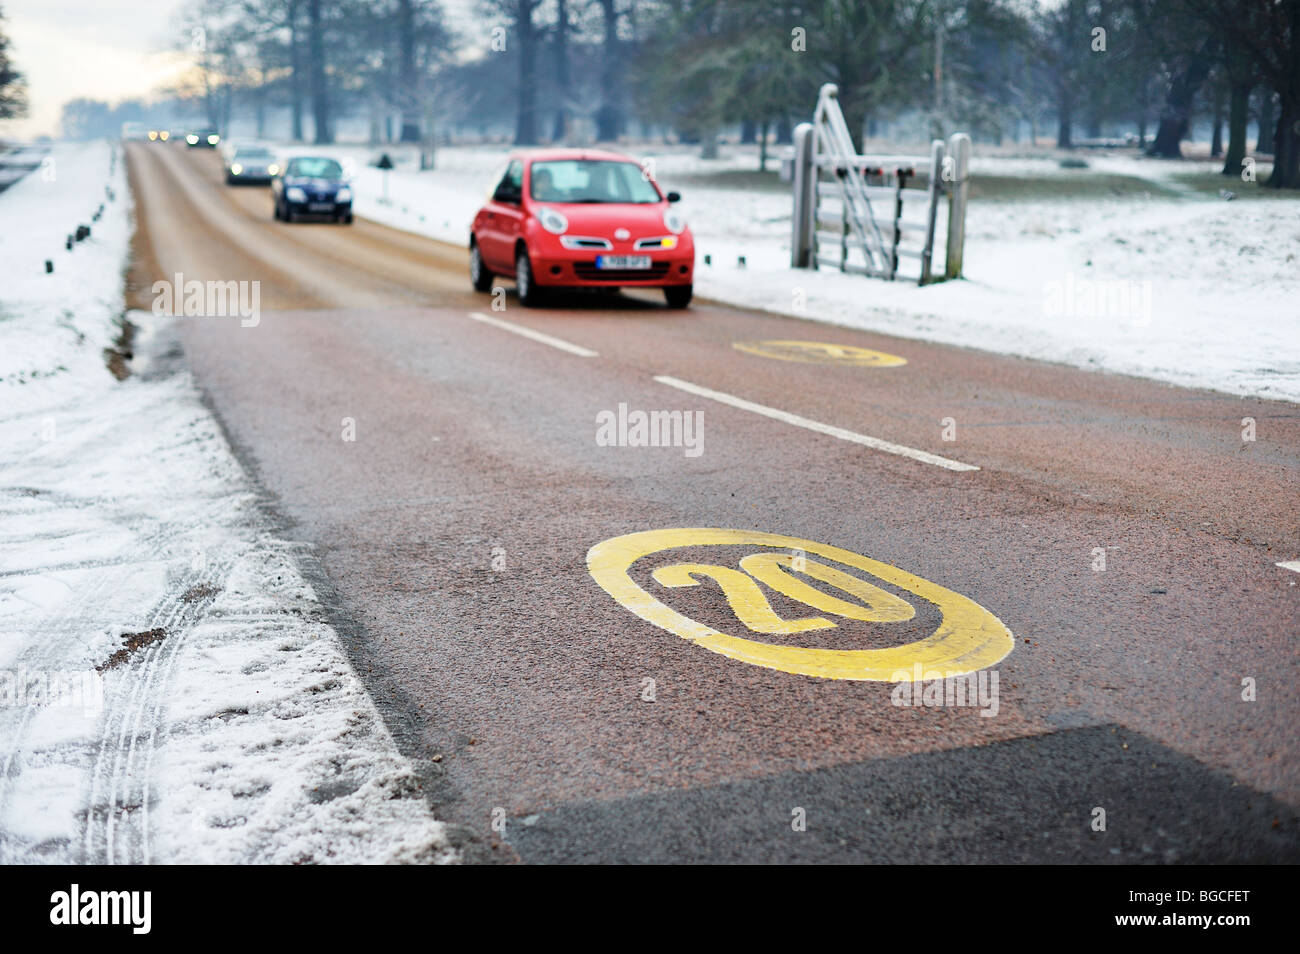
[0,141,455,864]
[281,141,1300,404]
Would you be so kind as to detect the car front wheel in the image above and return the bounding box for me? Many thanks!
[470,241,493,292]
[664,284,693,309]
[515,246,542,306]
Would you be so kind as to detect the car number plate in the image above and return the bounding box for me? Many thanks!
[596,255,651,270]
[308,202,334,212]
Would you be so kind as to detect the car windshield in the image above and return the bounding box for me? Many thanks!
[529,160,660,204]
[286,158,343,179]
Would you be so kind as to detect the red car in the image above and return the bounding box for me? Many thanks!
[470,149,694,308]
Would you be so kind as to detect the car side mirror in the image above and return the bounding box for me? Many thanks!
[666,191,681,203]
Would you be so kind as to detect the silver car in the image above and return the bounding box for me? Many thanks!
[225,145,280,185]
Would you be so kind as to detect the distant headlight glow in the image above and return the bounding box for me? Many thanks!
[230,164,242,175]
[186,134,198,144]
[538,207,568,235]
[207,134,220,144]
[267,164,280,176]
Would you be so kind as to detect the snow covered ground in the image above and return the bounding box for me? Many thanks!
[269,140,1300,403]
[0,142,455,864]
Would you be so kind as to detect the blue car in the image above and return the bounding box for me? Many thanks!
[272,156,353,224]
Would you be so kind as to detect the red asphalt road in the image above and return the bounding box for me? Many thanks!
[124,142,1300,862]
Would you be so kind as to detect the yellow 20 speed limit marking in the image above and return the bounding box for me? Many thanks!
[732,340,907,367]
[587,528,1012,681]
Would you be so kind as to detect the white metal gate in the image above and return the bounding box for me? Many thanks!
[790,84,971,285]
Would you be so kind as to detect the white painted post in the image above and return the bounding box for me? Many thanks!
[944,132,971,280]
[920,138,944,285]
[790,122,817,268]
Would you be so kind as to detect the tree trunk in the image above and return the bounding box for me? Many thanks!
[1265,98,1300,188]
[1210,81,1224,157]
[514,0,538,144]
[594,0,621,141]
[758,121,769,171]
[552,0,570,141]
[1257,89,1276,154]
[289,0,303,141]
[1148,40,1214,158]
[1056,90,1073,148]
[398,0,420,142]
[308,0,330,144]
[1222,81,1251,175]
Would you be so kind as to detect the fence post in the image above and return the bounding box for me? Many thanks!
[944,132,971,280]
[790,122,816,268]
[920,139,945,285]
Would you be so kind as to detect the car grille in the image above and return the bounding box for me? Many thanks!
[573,261,671,281]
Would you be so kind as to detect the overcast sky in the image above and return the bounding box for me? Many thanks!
[1,0,483,138]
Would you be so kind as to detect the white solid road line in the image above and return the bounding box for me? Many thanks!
[1277,560,1300,573]
[654,374,980,472]
[468,311,598,358]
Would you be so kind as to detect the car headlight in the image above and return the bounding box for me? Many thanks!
[286,187,307,202]
[231,164,242,175]
[538,206,568,235]
[336,187,352,202]
[664,208,686,235]
[207,134,220,144]
[268,164,280,176]
[159,131,169,141]
[186,134,198,144]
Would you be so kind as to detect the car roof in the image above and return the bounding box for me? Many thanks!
[512,148,640,164]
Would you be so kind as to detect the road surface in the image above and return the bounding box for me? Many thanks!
[124,142,1300,863]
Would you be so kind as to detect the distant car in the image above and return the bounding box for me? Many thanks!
[186,129,220,149]
[225,145,279,185]
[469,148,694,308]
[271,156,353,223]
[147,129,170,143]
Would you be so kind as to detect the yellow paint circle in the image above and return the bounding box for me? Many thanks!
[587,528,1012,681]
[733,340,907,367]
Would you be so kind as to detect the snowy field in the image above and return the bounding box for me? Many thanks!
[0,142,455,863]
[270,140,1299,404]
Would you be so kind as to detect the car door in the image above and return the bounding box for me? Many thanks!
[478,160,524,271]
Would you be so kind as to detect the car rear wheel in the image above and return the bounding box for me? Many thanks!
[515,246,543,307]
[469,241,493,292]
[664,284,693,309]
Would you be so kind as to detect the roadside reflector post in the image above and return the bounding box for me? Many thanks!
[920,138,945,285]
[790,122,816,269]
[944,132,971,280]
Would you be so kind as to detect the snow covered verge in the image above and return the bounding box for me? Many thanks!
[277,141,1299,403]
[0,141,456,864]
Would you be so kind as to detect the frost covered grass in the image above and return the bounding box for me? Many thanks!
[0,141,455,864]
